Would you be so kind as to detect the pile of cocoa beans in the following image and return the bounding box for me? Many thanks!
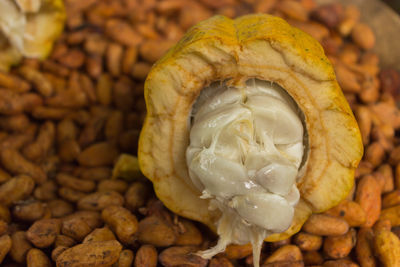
[0,0,400,266]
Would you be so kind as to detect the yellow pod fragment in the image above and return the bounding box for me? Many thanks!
[0,0,65,71]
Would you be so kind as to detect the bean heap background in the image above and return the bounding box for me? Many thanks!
[0,0,400,266]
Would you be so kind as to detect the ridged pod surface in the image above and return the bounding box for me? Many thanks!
[138,14,363,242]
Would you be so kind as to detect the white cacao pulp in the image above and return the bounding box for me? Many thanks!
[0,0,27,52]
[186,78,305,267]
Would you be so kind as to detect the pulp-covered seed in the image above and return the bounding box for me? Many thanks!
[187,80,304,262]
[232,193,294,231]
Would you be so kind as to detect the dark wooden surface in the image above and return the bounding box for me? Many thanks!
[382,0,400,14]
